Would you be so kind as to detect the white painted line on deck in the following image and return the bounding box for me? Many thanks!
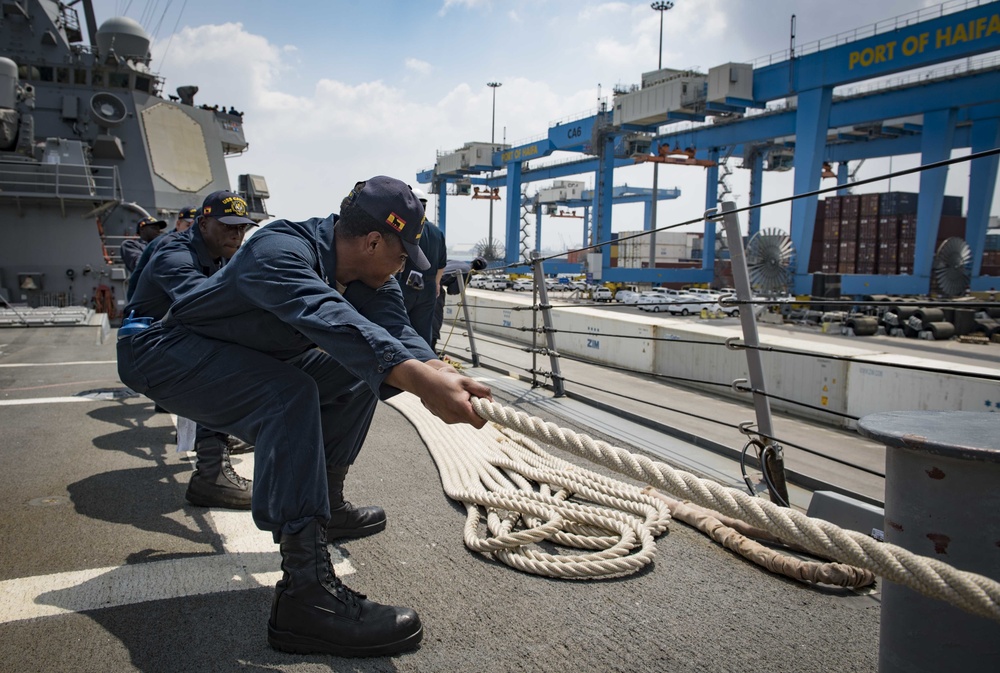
[0,361,118,367]
[0,434,355,624]
[0,397,89,406]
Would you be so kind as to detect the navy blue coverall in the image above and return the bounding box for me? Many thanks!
[126,231,176,301]
[124,225,229,445]
[120,238,148,273]
[125,225,223,319]
[117,215,437,539]
[399,221,447,347]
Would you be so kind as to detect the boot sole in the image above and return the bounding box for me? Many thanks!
[326,518,387,540]
[267,623,422,657]
[185,491,252,510]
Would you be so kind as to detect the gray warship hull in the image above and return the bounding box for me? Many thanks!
[0,0,266,315]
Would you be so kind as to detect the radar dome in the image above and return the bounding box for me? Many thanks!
[0,57,18,109]
[96,17,151,62]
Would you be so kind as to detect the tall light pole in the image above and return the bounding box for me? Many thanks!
[651,1,672,69]
[648,2,673,270]
[487,81,501,260]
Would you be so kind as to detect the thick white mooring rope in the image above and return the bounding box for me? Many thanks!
[466,398,1000,622]
[389,394,670,579]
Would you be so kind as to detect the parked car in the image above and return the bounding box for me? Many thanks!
[666,297,718,316]
[657,288,692,302]
[468,276,488,289]
[592,286,613,302]
[637,291,670,312]
[568,280,589,291]
[615,289,640,305]
[511,278,534,292]
[484,276,509,291]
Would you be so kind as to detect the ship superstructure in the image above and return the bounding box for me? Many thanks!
[0,0,268,313]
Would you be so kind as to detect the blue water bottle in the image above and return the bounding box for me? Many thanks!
[117,311,153,339]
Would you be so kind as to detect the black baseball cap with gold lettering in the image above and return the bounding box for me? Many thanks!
[200,190,256,226]
[348,176,429,270]
[135,216,166,233]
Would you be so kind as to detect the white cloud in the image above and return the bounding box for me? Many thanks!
[438,0,490,16]
[578,3,630,22]
[405,58,432,76]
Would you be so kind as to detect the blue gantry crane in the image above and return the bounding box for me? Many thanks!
[419,1,1000,295]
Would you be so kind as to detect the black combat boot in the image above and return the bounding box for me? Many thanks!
[185,436,252,509]
[326,465,387,540]
[267,518,422,657]
[226,435,255,455]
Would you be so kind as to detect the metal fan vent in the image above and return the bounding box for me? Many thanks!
[474,238,506,263]
[745,228,795,295]
[933,237,972,297]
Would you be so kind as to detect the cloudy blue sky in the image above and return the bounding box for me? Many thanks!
[91,0,994,255]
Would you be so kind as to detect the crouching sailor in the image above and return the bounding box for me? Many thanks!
[117,176,492,657]
[124,190,255,509]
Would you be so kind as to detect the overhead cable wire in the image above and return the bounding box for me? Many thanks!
[156,0,189,77]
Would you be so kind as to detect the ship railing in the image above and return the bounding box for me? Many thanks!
[0,160,123,203]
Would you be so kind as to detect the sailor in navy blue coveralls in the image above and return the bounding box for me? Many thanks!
[117,177,491,658]
[125,190,254,509]
[125,205,199,301]
[398,188,447,349]
[120,215,166,273]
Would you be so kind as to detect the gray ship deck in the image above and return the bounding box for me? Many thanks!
[0,324,882,672]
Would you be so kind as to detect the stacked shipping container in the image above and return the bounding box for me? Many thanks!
[983,233,1000,276]
[811,192,968,276]
[821,198,840,273]
[857,194,879,274]
[838,194,860,274]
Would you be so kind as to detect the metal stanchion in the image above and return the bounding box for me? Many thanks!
[531,252,564,397]
[718,201,789,505]
[858,411,1000,673]
[454,273,479,367]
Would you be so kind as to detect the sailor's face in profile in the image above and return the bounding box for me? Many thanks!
[139,222,162,242]
[200,216,248,260]
[360,231,408,289]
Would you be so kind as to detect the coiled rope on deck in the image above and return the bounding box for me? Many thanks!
[391,393,872,587]
[469,398,1000,622]
[390,393,670,579]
